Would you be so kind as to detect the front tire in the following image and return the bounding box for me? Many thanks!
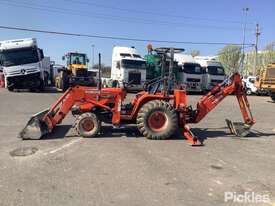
[75,113,101,137]
[137,100,178,140]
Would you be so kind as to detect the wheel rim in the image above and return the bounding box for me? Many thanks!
[148,111,168,132]
[81,118,94,131]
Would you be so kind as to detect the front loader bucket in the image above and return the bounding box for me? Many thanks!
[19,109,50,140]
[225,119,252,137]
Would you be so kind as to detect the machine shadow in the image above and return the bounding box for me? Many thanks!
[43,125,73,140]
[98,125,141,138]
[189,127,275,140]
[43,125,142,140]
[42,125,275,141]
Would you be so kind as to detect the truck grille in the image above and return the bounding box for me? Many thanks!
[6,68,39,76]
[187,78,200,82]
[128,72,141,84]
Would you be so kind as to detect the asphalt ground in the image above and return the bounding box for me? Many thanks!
[0,88,275,206]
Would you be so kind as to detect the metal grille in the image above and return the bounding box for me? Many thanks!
[128,72,141,84]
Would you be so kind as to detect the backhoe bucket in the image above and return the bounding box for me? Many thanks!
[225,119,252,137]
[19,109,50,140]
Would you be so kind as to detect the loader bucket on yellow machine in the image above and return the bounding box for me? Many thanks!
[18,109,50,140]
[225,119,252,137]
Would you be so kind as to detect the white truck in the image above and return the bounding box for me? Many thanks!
[195,56,226,91]
[0,38,50,91]
[174,53,203,92]
[242,76,258,95]
[111,46,146,90]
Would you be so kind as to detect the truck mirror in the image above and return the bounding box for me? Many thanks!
[38,49,44,59]
[62,56,65,61]
[86,58,89,63]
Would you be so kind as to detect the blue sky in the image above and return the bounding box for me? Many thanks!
[0,0,274,65]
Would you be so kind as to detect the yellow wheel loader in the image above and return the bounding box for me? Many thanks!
[55,52,96,91]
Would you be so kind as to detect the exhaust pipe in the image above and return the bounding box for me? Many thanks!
[19,109,50,140]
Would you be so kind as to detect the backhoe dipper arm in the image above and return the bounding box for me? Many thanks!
[192,73,255,126]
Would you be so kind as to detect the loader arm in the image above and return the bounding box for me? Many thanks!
[191,73,255,137]
[19,86,123,139]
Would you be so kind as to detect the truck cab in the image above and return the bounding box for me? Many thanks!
[111,46,146,90]
[242,76,257,95]
[63,52,88,75]
[195,56,226,91]
[174,53,203,92]
[0,38,48,91]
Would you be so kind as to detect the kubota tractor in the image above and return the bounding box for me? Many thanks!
[19,49,255,146]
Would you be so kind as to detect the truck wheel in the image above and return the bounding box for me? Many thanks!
[7,85,14,92]
[38,79,45,91]
[137,100,178,140]
[6,80,14,91]
[270,92,275,102]
[44,72,49,87]
[246,88,252,95]
[75,113,101,137]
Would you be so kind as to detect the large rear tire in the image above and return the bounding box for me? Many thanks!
[137,100,178,140]
[60,71,69,92]
[75,113,101,137]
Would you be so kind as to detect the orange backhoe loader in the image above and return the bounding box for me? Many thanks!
[19,49,255,146]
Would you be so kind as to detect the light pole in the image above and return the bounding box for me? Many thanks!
[241,7,249,75]
[254,23,260,75]
[91,44,95,68]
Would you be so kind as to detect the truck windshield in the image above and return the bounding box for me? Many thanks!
[207,66,225,75]
[70,54,86,65]
[182,63,202,74]
[0,47,39,67]
[121,59,146,69]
